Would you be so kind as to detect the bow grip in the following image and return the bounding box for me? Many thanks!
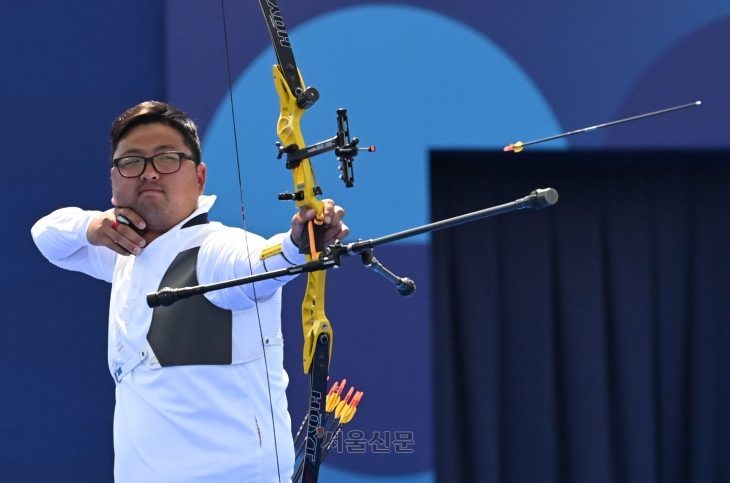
[298,218,326,255]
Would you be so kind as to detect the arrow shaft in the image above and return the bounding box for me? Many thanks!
[521,101,701,147]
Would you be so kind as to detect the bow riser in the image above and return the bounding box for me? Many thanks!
[272,65,333,374]
[272,66,324,214]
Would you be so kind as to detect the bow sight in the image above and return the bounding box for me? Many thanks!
[275,108,375,201]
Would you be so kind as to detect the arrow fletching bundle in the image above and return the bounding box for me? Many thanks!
[293,380,364,482]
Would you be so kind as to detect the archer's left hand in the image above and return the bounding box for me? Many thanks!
[291,199,349,247]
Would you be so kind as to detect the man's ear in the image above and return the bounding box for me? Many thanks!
[111,196,117,206]
[197,163,207,195]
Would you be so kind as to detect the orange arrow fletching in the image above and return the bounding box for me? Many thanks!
[326,393,340,412]
[335,388,355,419]
[340,392,363,424]
[327,380,352,412]
[326,380,342,411]
[341,406,357,424]
[335,400,347,419]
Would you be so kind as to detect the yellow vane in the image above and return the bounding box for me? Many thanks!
[339,391,363,424]
[503,141,523,153]
[334,387,355,419]
[326,379,346,412]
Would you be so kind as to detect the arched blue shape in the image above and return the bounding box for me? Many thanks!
[203,5,565,481]
[203,4,565,244]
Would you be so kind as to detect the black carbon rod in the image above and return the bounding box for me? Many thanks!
[146,257,336,308]
[504,101,701,152]
[146,188,558,307]
[344,187,558,254]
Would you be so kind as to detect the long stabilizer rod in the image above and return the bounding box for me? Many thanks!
[147,188,559,308]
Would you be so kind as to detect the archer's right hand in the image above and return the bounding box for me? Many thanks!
[86,208,147,256]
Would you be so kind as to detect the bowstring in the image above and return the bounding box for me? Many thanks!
[220,1,283,481]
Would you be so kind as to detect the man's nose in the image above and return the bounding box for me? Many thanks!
[140,159,159,180]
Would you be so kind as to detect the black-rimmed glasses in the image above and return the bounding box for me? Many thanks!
[111,152,196,178]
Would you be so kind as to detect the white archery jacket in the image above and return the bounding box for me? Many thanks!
[31,195,300,483]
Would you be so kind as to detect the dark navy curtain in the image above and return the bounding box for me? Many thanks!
[432,151,730,483]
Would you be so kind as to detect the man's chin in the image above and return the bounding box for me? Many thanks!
[131,199,166,224]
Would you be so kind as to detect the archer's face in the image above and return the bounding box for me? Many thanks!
[111,123,206,233]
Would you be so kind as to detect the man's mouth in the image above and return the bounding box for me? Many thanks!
[138,186,164,195]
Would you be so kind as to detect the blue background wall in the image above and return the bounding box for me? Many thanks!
[1,2,164,481]
[1,0,728,481]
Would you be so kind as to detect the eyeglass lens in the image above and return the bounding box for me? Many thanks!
[117,153,181,177]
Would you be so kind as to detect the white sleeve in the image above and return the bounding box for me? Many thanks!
[198,227,307,310]
[30,208,117,283]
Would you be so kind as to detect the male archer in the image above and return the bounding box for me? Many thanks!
[31,101,347,482]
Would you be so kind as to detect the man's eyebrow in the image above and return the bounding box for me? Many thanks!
[118,145,179,156]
